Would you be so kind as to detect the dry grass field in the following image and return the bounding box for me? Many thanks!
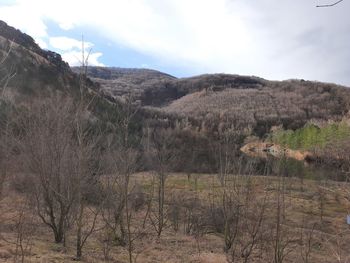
[1,172,350,263]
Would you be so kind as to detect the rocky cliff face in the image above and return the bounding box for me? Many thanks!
[0,20,98,100]
[0,20,70,72]
[240,142,312,161]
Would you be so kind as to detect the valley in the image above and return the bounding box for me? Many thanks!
[1,19,350,263]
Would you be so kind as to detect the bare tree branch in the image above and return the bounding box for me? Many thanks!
[316,0,344,7]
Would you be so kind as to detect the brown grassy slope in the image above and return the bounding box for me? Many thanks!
[1,173,350,263]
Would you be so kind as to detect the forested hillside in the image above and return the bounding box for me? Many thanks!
[2,17,350,263]
[84,66,350,139]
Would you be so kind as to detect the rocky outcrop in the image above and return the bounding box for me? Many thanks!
[0,20,70,72]
[0,21,93,99]
[240,142,312,161]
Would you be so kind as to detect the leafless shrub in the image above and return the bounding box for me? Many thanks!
[299,221,316,263]
[0,40,15,199]
[102,93,143,263]
[17,95,78,243]
[326,228,350,263]
[1,200,35,263]
[145,127,178,237]
[168,193,182,232]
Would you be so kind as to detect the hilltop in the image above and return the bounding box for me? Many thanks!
[83,66,350,138]
[0,20,100,102]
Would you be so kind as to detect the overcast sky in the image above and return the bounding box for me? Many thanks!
[0,0,349,86]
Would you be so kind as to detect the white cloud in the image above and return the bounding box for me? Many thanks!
[87,52,104,67]
[58,22,75,31]
[35,38,48,49]
[61,50,104,67]
[1,0,350,85]
[49,37,93,51]
[0,0,104,67]
[0,1,47,39]
[48,36,103,66]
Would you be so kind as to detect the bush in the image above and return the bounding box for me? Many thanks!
[271,122,350,150]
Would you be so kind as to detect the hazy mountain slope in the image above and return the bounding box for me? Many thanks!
[85,66,350,137]
[72,66,176,102]
[0,20,129,138]
[139,74,265,106]
[83,68,265,106]
[0,20,98,101]
[163,79,350,136]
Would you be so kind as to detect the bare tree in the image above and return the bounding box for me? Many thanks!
[0,103,13,199]
[17,82,103,259]
[105,93,141,263]
[299,221,316,263]
[0,40,15,198]
[0,40,16,97]
[18,96,78,243]
[326,228,350,263]
[216,128,237,186]
[0,199,35,263]
[73,121,103,260]
[145,127,177,237]
[221,163,269,263]
[17,81,102,255]
[73,43,107,260]
[272,158,294,263]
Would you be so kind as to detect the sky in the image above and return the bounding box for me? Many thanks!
[0,0,349,86]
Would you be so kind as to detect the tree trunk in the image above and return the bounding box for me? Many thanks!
[54,229,64,243]
[158,173,165,237]
[76,202,84,260]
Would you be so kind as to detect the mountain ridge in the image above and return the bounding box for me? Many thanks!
[2,19,350,140]
[80,65,350,137]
